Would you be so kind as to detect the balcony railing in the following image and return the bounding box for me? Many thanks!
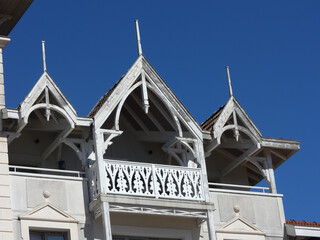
[209,182,270,195]
[9,165,86,180]
[89,159,205,202]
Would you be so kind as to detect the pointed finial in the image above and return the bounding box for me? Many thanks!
[225,66,233,97]
[42,41,47,72]
[135,19,143,56]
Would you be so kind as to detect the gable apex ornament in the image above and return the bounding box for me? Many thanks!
[135,19,143,56]
[225,66,233,97]
[42,40,47,72]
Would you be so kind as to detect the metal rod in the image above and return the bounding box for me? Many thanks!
[225,66,233,97]
[42,40,47,72]
[135,19,143,56]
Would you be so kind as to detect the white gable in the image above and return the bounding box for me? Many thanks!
[19,71,77,123]
[216,216,265,235]
[93,55,203,140]
[213,96,262,143]
[20,202,78,223]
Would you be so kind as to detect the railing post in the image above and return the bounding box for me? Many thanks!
[151,164,158,198]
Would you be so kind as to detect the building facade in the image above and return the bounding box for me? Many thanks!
[1,3,317,240]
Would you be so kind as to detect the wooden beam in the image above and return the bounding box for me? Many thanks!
[269,149,287,161]
[131,92,165,133]
[204,138,221,153]
[221,143,261,176]
[216,148,237,160]
[42,127,73,160]
[123,104,149,133]
[34,110,46,124]
[148,92,177,131]
[247,156,267,162]
[219,142,252,149]
[246,162,262,176]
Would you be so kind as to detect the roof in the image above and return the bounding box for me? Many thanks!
[0,0,34,36]
[88,77,123,117]
[286,220,320,228]
[200,105,224,131]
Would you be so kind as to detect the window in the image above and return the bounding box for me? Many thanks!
[30,231,68,240]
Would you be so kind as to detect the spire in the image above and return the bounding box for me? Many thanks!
[225,66,233,97]
[41,40,47,72]
[134,19,143,56]
[225,66,240,141]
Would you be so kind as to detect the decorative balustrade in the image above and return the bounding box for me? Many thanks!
[89,159,205,201]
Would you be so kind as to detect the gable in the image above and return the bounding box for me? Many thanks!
[212,96,261,143]
[216,216,265,235]
[91,55,203,140]
[20,202,78,223]
[19,71,77,123]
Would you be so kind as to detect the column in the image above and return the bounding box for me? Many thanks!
[0,36,13,240]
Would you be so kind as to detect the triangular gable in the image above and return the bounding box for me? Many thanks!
[216,216,265,235]
[212,96,262,143]
[20,202,78,223]
[92,55,203,139]
[19,71,77,123]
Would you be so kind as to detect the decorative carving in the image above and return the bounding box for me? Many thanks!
[104,160,204,201]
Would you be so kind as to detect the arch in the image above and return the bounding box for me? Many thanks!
[114,81,143,130]
[114,80,182,136]
[146,83,182,136]
[23,103,75,128]
[218,125,260,144]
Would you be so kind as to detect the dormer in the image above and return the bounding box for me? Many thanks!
[202,68,300,193]
[1,44,92,171]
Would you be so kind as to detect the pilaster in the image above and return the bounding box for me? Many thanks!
[0,36,13,240]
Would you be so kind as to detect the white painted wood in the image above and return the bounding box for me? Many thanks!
[140,70,149,113]
[101,202,113,240]
[135,19,143,56]
[221,143,261,176]
[114,81,143,130]
[147,88,178,132]
[94,56,143,128]
[207,209,217,240]
[19,72,77,121]
[123,104,149,132]
[42,126,73,160]
[41,41,47,72]
[102,159,204,201]
[131,92,165,133]
[265,150,277,193]
[1,108,19,119]
[225,66,233,97]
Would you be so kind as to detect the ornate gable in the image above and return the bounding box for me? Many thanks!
[19,71,77,126]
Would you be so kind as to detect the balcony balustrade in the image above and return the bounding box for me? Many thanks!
[89,159,205,202]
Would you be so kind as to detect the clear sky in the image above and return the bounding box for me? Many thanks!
[3,1,320,221]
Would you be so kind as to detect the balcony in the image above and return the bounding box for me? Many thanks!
[208,182,285,238]
[88,159,205,202]
[9,165,88,223]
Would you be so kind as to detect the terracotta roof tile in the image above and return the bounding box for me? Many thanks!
[88,76,124,117]
[286,220,320,227]
[200,105,225,131]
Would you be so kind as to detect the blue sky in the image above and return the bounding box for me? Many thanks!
[3,1,320,221]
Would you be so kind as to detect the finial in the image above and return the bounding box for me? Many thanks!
[41,40,47,72]
[135,19,143,56]
[225,66,233,97]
